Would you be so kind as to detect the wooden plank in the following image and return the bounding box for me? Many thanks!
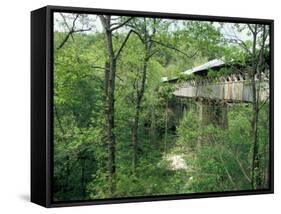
[173,80,269,102]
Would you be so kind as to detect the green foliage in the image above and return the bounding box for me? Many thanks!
[176,108,200,149]
[207,67,233,79]
[175,103,269,192]
[53,15,270,201]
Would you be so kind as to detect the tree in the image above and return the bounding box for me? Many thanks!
[126,18,213,172]
[247,24,269,189]
[56,13,93,50]
[195,23,270,190]
[53,30,104,200]
[125,17,157,173]
[99,15,134,196]
[52,14,271,200]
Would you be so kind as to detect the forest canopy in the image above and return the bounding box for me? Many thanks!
[53,12,270,201]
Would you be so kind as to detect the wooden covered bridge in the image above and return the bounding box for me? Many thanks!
[163,59,269,128]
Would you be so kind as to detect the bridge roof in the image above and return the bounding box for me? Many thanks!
[183,59,225,75]
[162,59,225,83]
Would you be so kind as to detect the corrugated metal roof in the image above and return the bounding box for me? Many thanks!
[161,76,168,82]
[183,59,225,75]
[161,59,225,82]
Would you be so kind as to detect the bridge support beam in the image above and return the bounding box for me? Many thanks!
[197,98,228,129]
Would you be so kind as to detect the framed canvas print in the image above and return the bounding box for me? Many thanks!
[31,5,274,207]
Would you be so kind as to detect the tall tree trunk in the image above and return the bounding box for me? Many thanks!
[132,52,149,173]
[131,103,140,173]
[164,99,168,154]
[81,158,86,199]
[251,77,261,189]
[104,62,109,97]
[100,15,134,195]
[250,25,262,189]
[65,155,70,193]
[103,21,117,196]
[149,101,156,144]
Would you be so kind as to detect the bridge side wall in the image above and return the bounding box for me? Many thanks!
[174,80,269,102]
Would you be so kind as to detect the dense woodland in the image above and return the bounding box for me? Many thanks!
[53,13,270,201]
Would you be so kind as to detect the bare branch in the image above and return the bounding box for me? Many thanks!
[225,27,252,55]
[73,28,92,33]
[247,24,255,35]
[258,97,269,112]
[115,28,147,60]
[72,14,79,29]
[111,17,134,31]
[257,26,269,69]
[60,13,71,31]
[210,135,239,189]
[99,15,109,31]
[147,50,159,59]
[57,14,92,50]
[60,13,74,41]
[57,31,73,50]
[115,30,133,60]
[131,29,144,43]
[223,145,251,183]
[151,40,198,58]
[235,157,252,183]
[91,65,106,70]
[116,74,124,82]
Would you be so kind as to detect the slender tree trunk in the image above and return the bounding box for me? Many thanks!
[132,52,149,173]
[149,102,156,144]
[262,111,270,188]
[132,103,140,173]
[65,155,70,193]
[103,22,117,196]
[251,80,261,189]
[250,25,262,189]
[164,99,168,154]
[100,15,134,195]
[104,62,109,97]
[81,158,86,199]
[107,52,116,195]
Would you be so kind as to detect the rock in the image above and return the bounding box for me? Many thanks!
[166,154,188,170]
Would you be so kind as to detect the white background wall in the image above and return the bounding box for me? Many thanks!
[0,0,279,213]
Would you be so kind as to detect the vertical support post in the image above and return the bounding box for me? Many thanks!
[196,98,228,142]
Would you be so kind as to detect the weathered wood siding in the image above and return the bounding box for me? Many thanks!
[173,78,269,102]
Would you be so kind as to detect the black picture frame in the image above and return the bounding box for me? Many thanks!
[31,5,274,208]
